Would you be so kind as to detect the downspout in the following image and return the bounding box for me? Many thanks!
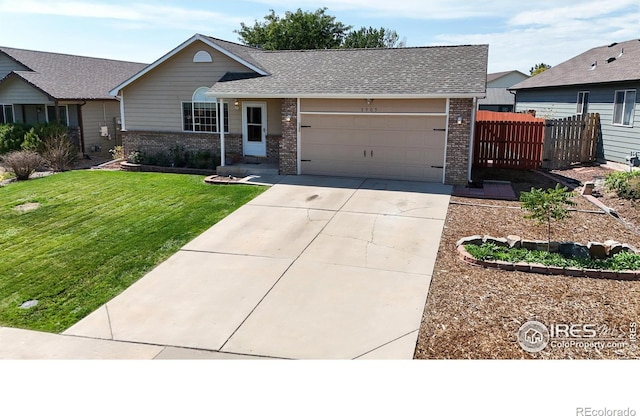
[296,97,301,175]
[117,90,126,131]
[220,99,225,167]
[77,100,87,157]
[467,96,477,184]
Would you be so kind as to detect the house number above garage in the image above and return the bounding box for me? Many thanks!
[361,107,378,113]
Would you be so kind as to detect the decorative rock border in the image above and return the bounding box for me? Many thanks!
[456,235,640,281]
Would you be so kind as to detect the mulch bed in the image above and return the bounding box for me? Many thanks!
[415,166,640,359]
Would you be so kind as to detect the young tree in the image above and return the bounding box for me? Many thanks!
[236,8,351,50]
[530,63,551,76]
[342,27,405,49]
[520,184,576,251]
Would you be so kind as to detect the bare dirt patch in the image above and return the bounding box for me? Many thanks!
[415,167,640,359]
[13,202,41,212]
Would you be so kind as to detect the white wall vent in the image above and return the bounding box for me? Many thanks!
[193,50,213,63]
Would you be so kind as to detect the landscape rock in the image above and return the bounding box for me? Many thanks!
[521,239,546,251]
[559,242,590,259]
[588,242,608,259]
[456,235,483,247]
[484,236,509,247]
[506,235,521,249]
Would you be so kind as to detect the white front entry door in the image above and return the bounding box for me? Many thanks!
[242,102,267,157]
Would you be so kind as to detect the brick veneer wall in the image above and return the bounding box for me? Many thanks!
[445,98,474,185]
[279,98,298,175]
[122,131,280,163]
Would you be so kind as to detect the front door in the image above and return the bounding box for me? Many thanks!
[242,102,267,157]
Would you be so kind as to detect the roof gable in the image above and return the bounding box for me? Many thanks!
[0,46,146,100]
[511,38,640,90]
[110,34,268,95]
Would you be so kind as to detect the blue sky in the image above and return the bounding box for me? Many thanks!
[1,0,639,74]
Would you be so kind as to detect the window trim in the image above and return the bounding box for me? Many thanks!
[0,104,15,124]
[45,104,70,126]
[576,91,589,115]
[181,101,229,134]
[613,89,636,127]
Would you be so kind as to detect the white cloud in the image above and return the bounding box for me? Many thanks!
[0,0,247,32]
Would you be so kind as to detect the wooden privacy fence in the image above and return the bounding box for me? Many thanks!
[473,112,599,170]
[541,113,600,170]
[474,114,545,169]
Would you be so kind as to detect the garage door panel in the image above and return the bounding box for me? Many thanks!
[301,113,446,182]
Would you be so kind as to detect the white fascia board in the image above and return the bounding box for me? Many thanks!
[109,33,268,96]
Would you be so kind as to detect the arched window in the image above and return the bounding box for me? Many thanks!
[182,87,229,133]
[193,50,213,63]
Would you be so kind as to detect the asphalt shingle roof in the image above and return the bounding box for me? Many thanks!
[0,47,147,100]
[206,42,488,98]
[510,38,640,90]
[478,88,515,106]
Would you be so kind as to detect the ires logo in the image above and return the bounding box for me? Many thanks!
[549,323,597,338]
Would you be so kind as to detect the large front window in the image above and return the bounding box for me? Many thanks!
[46,105,68,125]
[613,89,636,127]
[182,87,229,133]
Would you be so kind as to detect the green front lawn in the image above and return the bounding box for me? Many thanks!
[0,170,265,332]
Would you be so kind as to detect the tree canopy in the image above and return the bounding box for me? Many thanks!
[530,63,551,76]
[236,8,405,50]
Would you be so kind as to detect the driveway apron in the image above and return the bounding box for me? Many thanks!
[65,176,451,359]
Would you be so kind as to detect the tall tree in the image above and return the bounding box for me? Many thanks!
[530,63,551,76]
[236,8,351,50]
[342,27,405,49]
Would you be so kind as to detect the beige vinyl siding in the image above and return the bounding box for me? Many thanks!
[0,53,28,78]
[123,41,255,133]
[81,100,121,154]
[0,76,51,104]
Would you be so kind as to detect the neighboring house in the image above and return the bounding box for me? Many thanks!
[510,38,640,165]
[112,34,488,184]
[0,47,146,156]
[478,70,529,112]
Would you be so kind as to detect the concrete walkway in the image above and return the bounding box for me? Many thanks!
[2,176,451,359]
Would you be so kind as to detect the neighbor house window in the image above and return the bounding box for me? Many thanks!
[182,87,229,133]
[46,105,68,125]
[0,104,14,123]
[576,91,589,115]
[613,89,636,127]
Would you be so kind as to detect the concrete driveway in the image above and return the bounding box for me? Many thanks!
[62,175,451,359]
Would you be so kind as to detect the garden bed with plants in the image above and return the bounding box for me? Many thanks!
[415,167,640,359]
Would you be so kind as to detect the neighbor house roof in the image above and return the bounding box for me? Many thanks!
[487,70,527,83]
[0,46,147,100]
[477,88,515,106]
[208,44,488,99]
[510,38,640,90]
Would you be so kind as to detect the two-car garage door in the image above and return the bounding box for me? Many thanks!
[299,100,447,182]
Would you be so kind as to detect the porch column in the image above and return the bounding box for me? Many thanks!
[220,99,225,167]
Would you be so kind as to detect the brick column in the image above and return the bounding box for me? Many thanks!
[445,98,474,185]
[279,98,298,175]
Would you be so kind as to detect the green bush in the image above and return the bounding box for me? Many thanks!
[0,124,29,154]
[605,170,640,199]
[21,128,44,152]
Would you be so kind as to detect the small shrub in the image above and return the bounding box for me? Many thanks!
[41,133,78,172]
[21,127,45,152]
[127,150,144,164]
[109,146,125,160]
[0,150,45,180]
[605,170,640,199]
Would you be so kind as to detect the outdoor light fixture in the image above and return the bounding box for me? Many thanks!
[234,99,240,110]
[457,116,463,124]
[366,98,373,105]
[285,114,292,122]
